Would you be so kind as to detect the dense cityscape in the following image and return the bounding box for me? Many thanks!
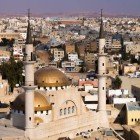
[0,1,140,140]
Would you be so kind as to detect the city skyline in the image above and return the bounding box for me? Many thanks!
[0,0,139,16]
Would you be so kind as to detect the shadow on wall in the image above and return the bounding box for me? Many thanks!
[114,104,126,125]
[131,85,140,101]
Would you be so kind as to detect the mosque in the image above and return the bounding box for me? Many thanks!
[10,10,109,140]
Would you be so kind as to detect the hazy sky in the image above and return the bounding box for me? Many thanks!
[0,0,139,15]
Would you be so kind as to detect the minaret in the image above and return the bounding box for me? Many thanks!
[23,9,36,135]
[98,9,107,112]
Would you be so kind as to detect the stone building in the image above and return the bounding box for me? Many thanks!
[10,10,109,140]
[123,125,140,140]
[0,74,9,97]
[125,102,140,126]
[64,43,75,54]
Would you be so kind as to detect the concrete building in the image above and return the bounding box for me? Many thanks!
[123,64,137,75]
[68,52,78,61]
[84,52,97,71]
[86,40,98,52]
[83,94,98,111]
[0,74,9,97]
[61,61,76,72]
[111,39,122,50]
[13,43,24,61]
[123,125,140,140]
[64,43,75,54]
[126,102,140,125]
[125,43,140,54]
[0,33,22,41]
[0,49,10,63]
[78,78,98,92]
[53,48,64,61]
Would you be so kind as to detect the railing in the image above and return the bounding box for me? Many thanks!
[110,127,125,140]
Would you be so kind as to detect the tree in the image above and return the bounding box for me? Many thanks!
[0,57,23,92]
[113,76,122,89]
[0,38,15,47]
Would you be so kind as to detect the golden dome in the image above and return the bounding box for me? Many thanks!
[35,67,71,87]
[11,91,52,111]
[35,117,43,124]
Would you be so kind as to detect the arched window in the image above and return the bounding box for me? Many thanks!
[68,107,71,114]
[64,108,67,115]
[72,106,75,113]
[60,109,63,116]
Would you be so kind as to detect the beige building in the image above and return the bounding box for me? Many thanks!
[0,49,10,63]
[0,33,22,41]
[123,125,140,140]
[125,43,140,54]
[13,44,24,61]
[86,41,98,52]
[0,74,9,97]
[84,52,96,71]
[64,43,75,54]
[111,39,122,50]
[123,64,137,75]
[53,48,64,61]
[126,102,140,126]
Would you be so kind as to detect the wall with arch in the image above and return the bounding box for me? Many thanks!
[59,100,77,118]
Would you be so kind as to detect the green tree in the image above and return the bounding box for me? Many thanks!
[0,38,15,46]
[0,57,23,92]
[113,76,122,89]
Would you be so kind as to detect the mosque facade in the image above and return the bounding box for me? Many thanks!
[11,10,109,140]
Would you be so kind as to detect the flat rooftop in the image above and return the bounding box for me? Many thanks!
[73,130,119,140]
[0,125,24,139]
[126,102,140,111]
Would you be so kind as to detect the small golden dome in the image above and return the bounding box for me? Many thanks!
[11,91,52,111]
[35,67,71,87]
[35,117,43,124]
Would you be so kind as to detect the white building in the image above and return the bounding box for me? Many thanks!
[13,44,24,61]
[68,53,78,61]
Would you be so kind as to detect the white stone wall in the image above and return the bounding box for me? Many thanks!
[12,113,25,128]
[30,111,100,140]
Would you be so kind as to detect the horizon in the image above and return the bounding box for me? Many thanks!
[0,0,139,16]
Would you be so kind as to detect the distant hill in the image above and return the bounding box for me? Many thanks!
[0,11,139,18]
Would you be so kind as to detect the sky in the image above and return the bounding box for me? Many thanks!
[0,0,139,16]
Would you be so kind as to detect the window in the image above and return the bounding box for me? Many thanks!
[29,117,31,121]
[132,119,133,122]
[107,110,111,115]
[64,108,67,115]
[102,63,104,66]
[46,110,48,115]
[60,109,63,116]
[103,87,104,90]
[68,107,71,114]
[41,111,43,114]
[72,106,75,113]
[76,133,79,136]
